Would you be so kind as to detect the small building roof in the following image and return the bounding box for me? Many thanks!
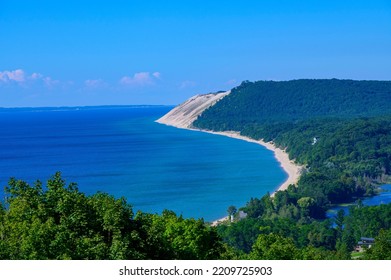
[360,237,375,242]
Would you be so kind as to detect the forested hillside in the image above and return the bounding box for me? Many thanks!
[193,79,391,259]
[194,79,391,210]
[194,79,391,126]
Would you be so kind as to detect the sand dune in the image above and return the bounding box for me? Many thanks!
[156,91,230,128]
[156,91,303,224]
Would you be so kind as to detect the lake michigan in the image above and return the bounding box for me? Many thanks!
[0,106,287,221]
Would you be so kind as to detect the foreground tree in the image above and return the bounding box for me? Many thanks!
[135,210,225,259]
[250,233,299,260]
[364,229,391,260]
[227,205,237,222]
[0,173,227,260]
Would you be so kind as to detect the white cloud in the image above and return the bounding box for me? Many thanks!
[152,72,161,79]
[1,69,164,94]
[42,77,60,88]
[0,69,26,82]
[0,69,60,90]
[30,72,44,80]
[119,72,160,86]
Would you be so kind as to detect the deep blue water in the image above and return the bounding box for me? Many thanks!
[0,106,287,221]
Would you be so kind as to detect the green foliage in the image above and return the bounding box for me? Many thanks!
[135,210,224,260]
[0,173,226,260]
[217,218,264,253]
[250,233,299,260]
[300,246,335,260]
[217,201,391,259]
[195,79,391,126]
[364,229,391,260]
[344,203,391,240]
[227,205,237,217]
[242,193,274,218]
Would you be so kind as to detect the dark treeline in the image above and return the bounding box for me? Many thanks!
[194,79,391,124]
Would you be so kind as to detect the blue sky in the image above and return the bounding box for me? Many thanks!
[1,0,390,107]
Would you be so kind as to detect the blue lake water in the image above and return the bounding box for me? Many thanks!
[326,184,391,219]
[0,106,287,221]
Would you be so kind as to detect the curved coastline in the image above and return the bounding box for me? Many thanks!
[191,129,303,225]
[195,130,303,194]
[155,91,303,223]
[157,124,303,224]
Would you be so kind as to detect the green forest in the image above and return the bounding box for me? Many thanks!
[0,173,390,259]
[1,79,391,259]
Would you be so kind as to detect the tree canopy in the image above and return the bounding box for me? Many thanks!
[0,173,226,260]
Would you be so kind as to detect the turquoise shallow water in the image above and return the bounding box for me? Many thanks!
[0,106,286,221]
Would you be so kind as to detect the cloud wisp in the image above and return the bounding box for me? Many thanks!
[0,69,60,89]
[119,72,161,87]
[0,69,26,83]
[1,69,163,93]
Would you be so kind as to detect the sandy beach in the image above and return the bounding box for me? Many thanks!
[156,122,304,224]
[198,130,303,194]
[188,129,304,226]
[155,92,303,224]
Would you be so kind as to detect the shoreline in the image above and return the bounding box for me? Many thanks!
[156,117,303,224]
[192,130,303,226]
[197,130,303,194]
